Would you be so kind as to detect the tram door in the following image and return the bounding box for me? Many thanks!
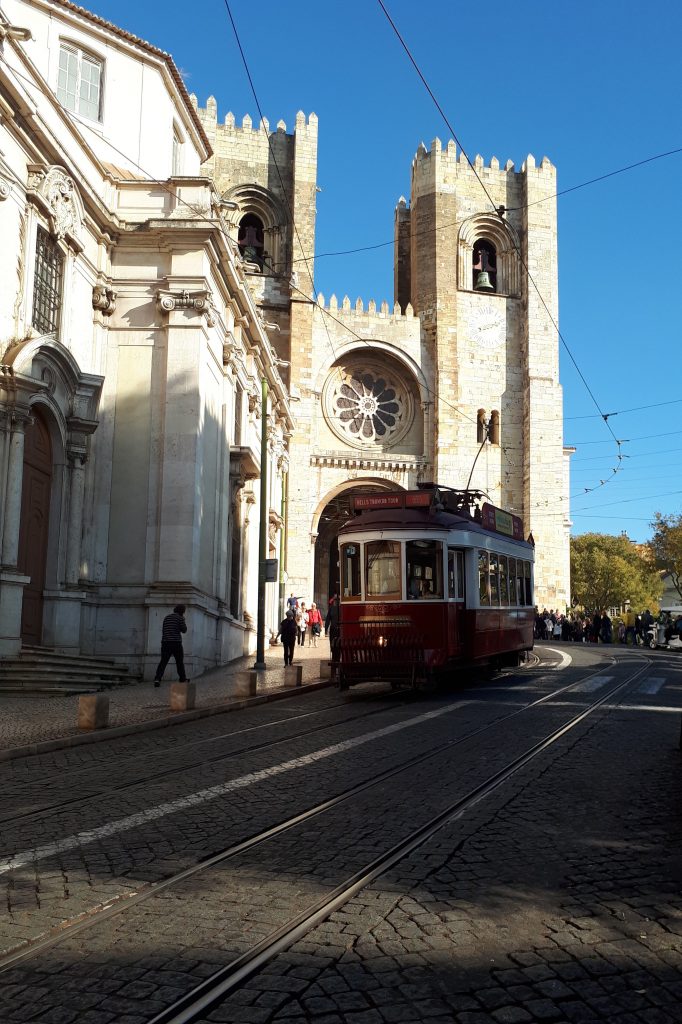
[447,549,466,651]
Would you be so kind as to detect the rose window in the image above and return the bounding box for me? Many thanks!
[324,360,413,449]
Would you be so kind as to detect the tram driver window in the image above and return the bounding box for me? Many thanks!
[365,540,401,599]
[448,549,465,600]
[341,543,361,600]
[406,540,443,599]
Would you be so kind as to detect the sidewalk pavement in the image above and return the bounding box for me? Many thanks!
[1,637,332,760]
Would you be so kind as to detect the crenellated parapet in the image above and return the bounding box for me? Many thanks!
[316,293,414,320]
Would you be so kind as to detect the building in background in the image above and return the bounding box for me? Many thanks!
[0,0,291,678]
[195,109,571,611]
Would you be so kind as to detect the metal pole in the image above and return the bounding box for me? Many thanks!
[279,467,288,625]
[254,377,268,669]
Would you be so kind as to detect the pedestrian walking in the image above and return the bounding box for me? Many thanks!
[154,605,188,686]
[307,602,323,646]
[325,592,340,661]
[276,610,297,665]
[295,602,308,646]
[286,592,299,612]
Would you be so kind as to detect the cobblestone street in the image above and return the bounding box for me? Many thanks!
[1,645,681,1024]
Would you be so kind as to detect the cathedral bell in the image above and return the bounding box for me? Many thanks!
[474,270,495,292]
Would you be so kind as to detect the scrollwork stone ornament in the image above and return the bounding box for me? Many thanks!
[156,289,218,328]
[29,166,82,242]
[92,285,116,315]
[0,178,10,201]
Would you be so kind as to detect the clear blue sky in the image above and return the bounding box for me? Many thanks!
[84,0,682,543]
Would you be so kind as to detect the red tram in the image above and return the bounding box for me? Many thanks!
[335,485,535,689]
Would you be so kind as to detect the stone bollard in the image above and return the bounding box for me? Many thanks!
[234,672,258,698]
[170,681,196,711]
[78,694,109,730]
[284,665,303,688]
[319,659,332,681]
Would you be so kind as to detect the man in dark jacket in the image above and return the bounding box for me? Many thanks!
[154,605,188,686]
[277,610,297,666]
[325,593,340,662]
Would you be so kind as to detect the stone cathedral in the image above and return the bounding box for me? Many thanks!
[197,99,570,612]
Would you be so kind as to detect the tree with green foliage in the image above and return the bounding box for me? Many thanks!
[649,512,682,602]
[570,533,662,612]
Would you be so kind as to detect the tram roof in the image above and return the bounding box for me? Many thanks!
[337,508,534,550]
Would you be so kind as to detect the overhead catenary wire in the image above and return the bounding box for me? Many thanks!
[0,45,481,433]
[0,25,626,495]
[375,0,625,494]
[295,145,682,265]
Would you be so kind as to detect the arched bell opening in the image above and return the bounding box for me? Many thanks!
[472,239,497,292]
[237,213,266,270]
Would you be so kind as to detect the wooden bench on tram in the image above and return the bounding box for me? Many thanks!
[336,628,427,690]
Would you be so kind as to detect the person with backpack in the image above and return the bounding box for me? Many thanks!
[276,610,297,666]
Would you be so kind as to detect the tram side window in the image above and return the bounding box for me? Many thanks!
[478,550,490,606]
[516,561,525,605]
[365,540,402,599]
[489,552,500,605]
[406,540,443,599]
[499,555,509,606]
[524,560,532,605]
[341,543,361,600]
[508,558,517,605]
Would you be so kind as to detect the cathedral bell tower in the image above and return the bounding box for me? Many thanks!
[394,140,570,609]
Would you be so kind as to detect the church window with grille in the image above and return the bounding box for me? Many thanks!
[32,227,64,338]
[57,43,103,121]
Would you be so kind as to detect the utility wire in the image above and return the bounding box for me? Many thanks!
[0,47,480,432]
[376,0,625,485]
[298,145,682,264]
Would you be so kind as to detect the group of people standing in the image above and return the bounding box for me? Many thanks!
[276,593,338,666]
[534,607,674,645]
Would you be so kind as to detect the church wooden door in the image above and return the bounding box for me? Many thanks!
[18,410,52,645]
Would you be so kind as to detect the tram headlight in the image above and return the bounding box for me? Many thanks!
[377,635,388,647]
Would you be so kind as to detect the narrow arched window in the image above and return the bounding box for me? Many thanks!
[472,240,497,292]
[237,213,265,270]
[490,409,500,445]
[477,409,487,443]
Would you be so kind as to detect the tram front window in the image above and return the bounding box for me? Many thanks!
[406,540,443,599]
[341,543,361,600]
[365,540,401,599]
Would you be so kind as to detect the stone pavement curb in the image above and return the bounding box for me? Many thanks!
[0,678,332,764]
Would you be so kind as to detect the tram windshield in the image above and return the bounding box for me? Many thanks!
[406,540,443,599]
[365,541,401,598]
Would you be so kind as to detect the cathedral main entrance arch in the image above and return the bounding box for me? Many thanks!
[313,481,403,609]
[18,407,53,644]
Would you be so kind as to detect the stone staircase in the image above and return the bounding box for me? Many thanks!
[0,645,138,695]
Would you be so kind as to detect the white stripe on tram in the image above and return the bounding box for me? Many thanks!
[0,701,467,874]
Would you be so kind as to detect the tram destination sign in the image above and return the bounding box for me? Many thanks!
[352,491,431,512]
[481,502,524,540]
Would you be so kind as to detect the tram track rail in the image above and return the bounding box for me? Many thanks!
[146,660,653,1024]
[0,697,416,827]
[0,654,650,976]
[0,653,576,828]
